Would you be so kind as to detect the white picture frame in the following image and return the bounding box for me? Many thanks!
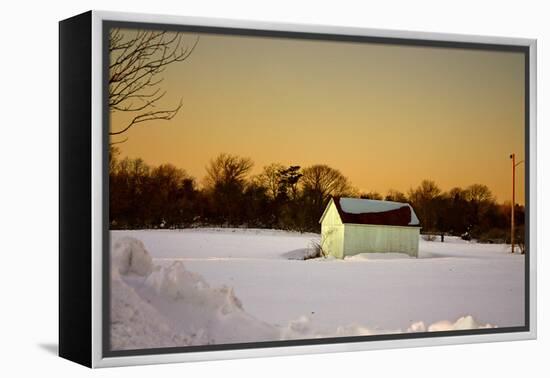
[59,10,537,368]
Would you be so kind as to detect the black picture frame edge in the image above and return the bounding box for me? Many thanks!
[59,10,93,368]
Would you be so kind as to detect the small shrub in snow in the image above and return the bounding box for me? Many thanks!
[304,241,325,260]
[461,232,472,241]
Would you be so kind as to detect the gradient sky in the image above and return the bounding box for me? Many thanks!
[111,30,526,204]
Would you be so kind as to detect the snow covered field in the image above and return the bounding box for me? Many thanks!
[110,228,525,350]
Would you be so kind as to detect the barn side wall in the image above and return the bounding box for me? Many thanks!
[320,202,344,259]
[343,224,420,257]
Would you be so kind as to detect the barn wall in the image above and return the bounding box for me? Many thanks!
[343,224,420,257]
[321,225,345,259]
[320,201,344,258]
[320,200,343,226]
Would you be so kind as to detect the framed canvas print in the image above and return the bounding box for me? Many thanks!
[59,10,537,368]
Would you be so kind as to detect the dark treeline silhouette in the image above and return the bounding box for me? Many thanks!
[109,149,524,243]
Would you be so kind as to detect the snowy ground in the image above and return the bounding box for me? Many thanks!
[110,228,525,350]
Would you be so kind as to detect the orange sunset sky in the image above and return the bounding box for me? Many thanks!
[110,30,526,204]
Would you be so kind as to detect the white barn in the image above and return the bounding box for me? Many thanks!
[319,197,421,258]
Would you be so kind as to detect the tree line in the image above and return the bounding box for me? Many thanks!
[109,149,524,242]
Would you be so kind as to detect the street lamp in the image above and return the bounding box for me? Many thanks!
[509,153,524,253]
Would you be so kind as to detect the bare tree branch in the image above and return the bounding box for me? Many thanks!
[108,28,199,140]
[110,137,129,145]
[110,100,183,136]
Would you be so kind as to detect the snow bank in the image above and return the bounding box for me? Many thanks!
[112,237,153,276]
[282,315,494,339]
[139,261,279,346]
[404,316,494,333]
[110,248,188,349]
[428,315,493,331]
[110,271,191,350]
[111,237,278,349]
[111,236,496,350]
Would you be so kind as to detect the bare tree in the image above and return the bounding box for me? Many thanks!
[302,165,355,205]
[464,184,495,229]
[464,184,494,204]
[109,145,121,174]
[109,28,199,141]
[203,154,254,225]
[408,180,442,231]
[385,189,407,202]
[253,163,286,200]
[204,153,254,189]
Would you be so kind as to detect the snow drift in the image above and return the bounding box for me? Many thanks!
[111,236,495,350]
[112,236,153,276]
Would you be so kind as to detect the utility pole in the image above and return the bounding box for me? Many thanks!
[509,153,524,254]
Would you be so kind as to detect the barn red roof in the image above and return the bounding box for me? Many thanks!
[326,197,420,227]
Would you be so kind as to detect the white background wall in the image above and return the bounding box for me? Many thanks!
[0,0,547,377]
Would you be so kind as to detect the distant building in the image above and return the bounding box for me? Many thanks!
[319,197,421,258]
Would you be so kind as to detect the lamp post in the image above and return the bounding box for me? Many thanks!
[509,153,524,253]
